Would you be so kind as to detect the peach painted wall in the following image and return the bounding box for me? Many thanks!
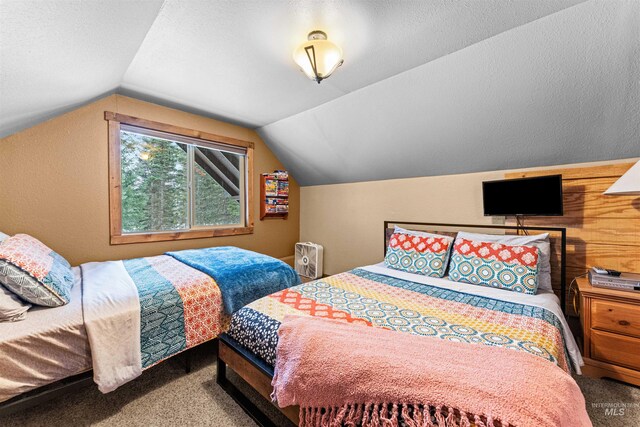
[0,95,299,265]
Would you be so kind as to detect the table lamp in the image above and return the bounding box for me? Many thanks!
[604,160,640,195]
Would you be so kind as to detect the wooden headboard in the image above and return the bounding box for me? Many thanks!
[505,161,640,316]
[383,221,567,313]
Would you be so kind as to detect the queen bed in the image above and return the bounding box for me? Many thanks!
[216,221,586,427]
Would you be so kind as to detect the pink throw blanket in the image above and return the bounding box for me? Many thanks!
[271,315,591,427]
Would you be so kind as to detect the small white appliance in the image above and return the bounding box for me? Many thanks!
[295,242,323,279]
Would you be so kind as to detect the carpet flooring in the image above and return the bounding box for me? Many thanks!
[2,342,638,427]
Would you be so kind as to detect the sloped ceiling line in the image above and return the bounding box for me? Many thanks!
[120,0,170,83]
[2,0,587,138]
[0,0,169,138]
[2,1,637,189]
[257,0,640,186]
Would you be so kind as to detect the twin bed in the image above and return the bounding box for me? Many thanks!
[0,245,299,413]
[1,221,589,426]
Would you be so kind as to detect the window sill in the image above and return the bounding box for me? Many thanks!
[110,226,254,245]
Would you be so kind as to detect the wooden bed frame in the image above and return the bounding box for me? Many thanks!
[217,221,568,427]
[217,334,298,427]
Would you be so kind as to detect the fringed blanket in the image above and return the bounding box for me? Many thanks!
[271,315,591,427]
[167,246,300,314]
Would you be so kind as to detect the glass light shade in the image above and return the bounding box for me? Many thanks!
[293,32,343,82]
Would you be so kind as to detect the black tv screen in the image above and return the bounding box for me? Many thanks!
[482,175,563,216]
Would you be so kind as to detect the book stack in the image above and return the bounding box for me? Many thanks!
[261,170,289,219]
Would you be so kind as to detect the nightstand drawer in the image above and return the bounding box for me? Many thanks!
[591,330,640,371]
[592,299,640,338]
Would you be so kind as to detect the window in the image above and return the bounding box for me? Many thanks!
[106,112,254,244]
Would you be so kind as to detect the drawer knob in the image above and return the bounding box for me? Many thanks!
[618,320,630,326]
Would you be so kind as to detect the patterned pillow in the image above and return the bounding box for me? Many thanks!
[449,238,540,294]
[384,230,454,278]
[0,234,73,307]
[456,232,553,292]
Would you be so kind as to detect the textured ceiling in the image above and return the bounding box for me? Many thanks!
[2,0,583,136]
[0,0,165,137]
[1,0,637,186]
[120,0,585,127]
[259,0,640,185]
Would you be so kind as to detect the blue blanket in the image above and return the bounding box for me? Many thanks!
[166,246,300,314]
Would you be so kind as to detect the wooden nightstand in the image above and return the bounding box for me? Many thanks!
[577,275,640,386]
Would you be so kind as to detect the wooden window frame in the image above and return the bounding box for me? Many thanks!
[105,112,254,245]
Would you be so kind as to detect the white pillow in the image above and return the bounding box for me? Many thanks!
[394,226,450,240]
[456,231,553,292]
[0,285,30,322]
[0,232,8,243]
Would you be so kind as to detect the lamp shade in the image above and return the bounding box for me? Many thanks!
[604,160,640,195]
[293,31,343,83]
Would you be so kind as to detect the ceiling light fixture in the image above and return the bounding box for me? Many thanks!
[293,30,343,84]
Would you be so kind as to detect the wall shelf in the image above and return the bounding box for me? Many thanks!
[260,171,289,220]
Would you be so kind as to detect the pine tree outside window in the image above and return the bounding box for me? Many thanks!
[106,112,254,244]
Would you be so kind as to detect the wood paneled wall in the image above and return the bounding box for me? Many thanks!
[506,162,640,315]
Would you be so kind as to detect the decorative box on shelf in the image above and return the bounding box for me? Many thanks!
[260,170,289,220]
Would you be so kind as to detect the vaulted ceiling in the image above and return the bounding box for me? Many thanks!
[1,0,638,185]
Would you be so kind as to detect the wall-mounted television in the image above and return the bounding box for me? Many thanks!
[482,175,563,216]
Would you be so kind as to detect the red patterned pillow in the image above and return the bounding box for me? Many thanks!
[448,238,540,294]
[384,231,453,277]
[0,234,73,306]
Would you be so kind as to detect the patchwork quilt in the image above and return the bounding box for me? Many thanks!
[227,268,572,373]
[84,247,297,393]
[123,255,229,368]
